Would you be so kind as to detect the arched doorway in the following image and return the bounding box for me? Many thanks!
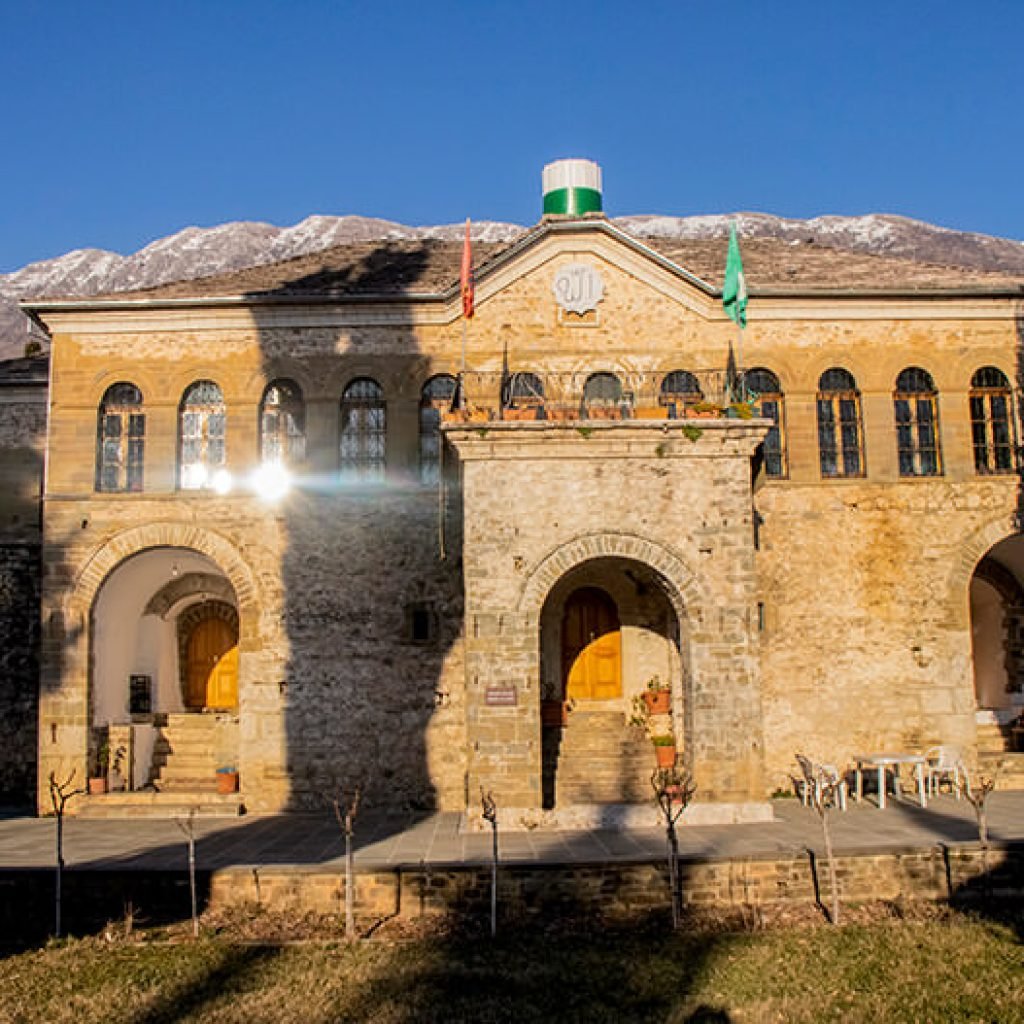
[969,543,1024,753]
[179,602,239,710]
[89,546,241,792]
[539,558,684,809]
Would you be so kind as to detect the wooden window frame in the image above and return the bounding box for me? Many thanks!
[817,368,865,479]
[340,377,386,483]
[969,367,1016,475]
[419,374,457,485]
[96,383,145,493]
[894,368,942,478]
[745,368,787,479]
[179,381,227,491]
[260,379,306,467]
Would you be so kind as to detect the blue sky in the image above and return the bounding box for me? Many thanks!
[3,1,1022,272]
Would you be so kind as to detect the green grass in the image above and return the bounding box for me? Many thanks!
[0,908,1020,1023]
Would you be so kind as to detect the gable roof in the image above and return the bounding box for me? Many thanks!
[22,218,1024,313]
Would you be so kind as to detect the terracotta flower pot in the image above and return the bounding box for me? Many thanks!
[654,743,677,769]
[87,776,108,796]
[642,689,671,715]
[216,771,239,794]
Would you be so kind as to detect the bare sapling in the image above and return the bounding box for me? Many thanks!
[651,765,696,929]
[174,808,200,938]
[481,788,499,938]
[331,783,362,941]
[959,767,1000,893]
[48,770,82,939]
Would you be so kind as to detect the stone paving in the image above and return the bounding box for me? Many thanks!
[0,792,1021,873]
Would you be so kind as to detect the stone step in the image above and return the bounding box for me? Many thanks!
[75,791,244,819]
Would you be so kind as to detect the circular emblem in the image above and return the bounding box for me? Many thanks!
[552,262,605,314]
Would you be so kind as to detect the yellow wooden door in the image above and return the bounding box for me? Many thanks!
[562,588,621,701]
[186,618,238,710]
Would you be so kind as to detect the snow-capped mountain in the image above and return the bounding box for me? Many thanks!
[4,211,1023,360]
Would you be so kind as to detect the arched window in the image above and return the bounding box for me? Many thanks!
[179,381,226,490]
[97,383,145,493]
[894,367,941,476]
[583,372,622,415]
[260,380,305,466]
[506,371,545,408]
[970,367,1014,475]
[340,377,386,482]
[419,374,457,484]
[745,368,787,478]
[817,368,864,478]
[660,370,702,411]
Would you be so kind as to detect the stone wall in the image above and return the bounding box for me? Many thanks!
[0,376,46,805]
[0,543,40,803]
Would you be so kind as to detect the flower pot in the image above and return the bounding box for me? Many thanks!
[541,700,567,727]
[634,406,670,420]
[642,689,671,715]
[88,776,108,795]
[216,771,239,794]
[654,744,677,769]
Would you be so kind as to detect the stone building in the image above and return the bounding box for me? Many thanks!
[19,162,1024,822]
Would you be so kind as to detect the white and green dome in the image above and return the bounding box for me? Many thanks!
[542,159,603,216]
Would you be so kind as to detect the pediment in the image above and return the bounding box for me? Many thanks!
[471,221,723,324]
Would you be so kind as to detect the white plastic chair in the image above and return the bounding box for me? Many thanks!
[924,746,964,798]
[795,754,848,811]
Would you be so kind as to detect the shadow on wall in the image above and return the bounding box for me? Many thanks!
[247,242,465,811]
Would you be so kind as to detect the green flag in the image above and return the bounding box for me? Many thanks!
[722,223,748,328]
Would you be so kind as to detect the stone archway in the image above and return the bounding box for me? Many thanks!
[537,556,686,810]
[37,524,259,808]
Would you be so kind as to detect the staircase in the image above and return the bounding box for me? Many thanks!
[543,708,655,808]
[77,712,244,819]
[976,720,1024,791]
[150,713,221,792]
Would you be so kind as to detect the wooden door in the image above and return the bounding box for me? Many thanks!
[562,587,621,701]
[185,618,238,710]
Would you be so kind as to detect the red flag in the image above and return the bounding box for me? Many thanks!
[460,218,475,319]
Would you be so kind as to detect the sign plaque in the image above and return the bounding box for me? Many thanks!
[484,684,518,708]
[552,262,605,314]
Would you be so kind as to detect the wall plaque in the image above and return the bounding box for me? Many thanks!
[552,262,605,314]
[484,684,518,707]
[129,674,152,715]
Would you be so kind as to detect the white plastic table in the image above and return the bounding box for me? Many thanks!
[853,753,928,810]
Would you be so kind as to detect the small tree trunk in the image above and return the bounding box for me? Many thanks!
[345,823,355,941]
[820,806,840,926]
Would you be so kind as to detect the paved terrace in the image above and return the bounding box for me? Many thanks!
[0,793,1021,872]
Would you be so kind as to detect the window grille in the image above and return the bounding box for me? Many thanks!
[659,370,702,410]
[97,383,145,493]
[893,367,942,477]
[582,372,622,412]
[179,380,226,490]
[260,380,306,466]
[340,377,386,482]
[419,374,457,484]
[969,366,1015,475]
[745,367,787,478]
[817,368,865,478]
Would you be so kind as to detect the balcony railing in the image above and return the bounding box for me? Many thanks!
[438,368,757,422]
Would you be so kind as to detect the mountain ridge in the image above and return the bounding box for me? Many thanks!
[5,211,1024,359]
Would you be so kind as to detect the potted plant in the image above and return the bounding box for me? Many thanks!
[685,401,723,419]
[641,676,672,715]
[216,766,239,794]
[652,734,678,768]
[89,736,110,795]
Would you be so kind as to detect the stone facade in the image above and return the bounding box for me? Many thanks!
[0,360,47,804]
[23,217,1024,818]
